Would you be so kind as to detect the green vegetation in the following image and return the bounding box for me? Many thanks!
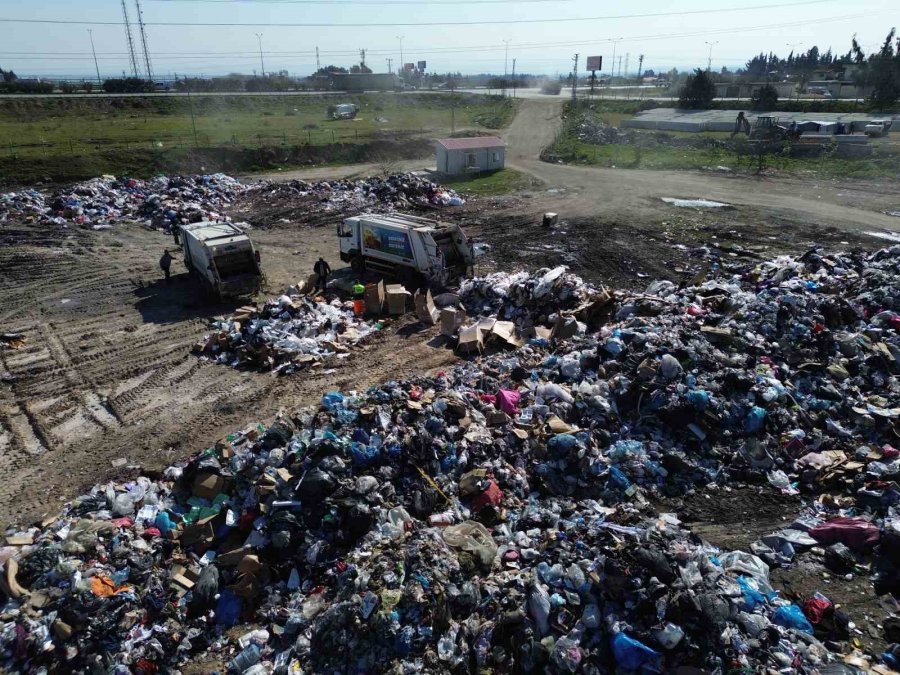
[750,83,779,111]
[678,69,716,109]
[544,101,900,179]
[0,93,517,183]
[440,168,541,196]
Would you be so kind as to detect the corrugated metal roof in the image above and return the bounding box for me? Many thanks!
[435,136,505,151]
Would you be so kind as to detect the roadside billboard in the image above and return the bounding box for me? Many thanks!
[403,63,415,72]
[586,56,602,71]
[363,225,414,259]
[417,60,427,71]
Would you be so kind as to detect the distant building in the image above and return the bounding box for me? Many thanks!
[715,82,796,99]
[435,137,505,175]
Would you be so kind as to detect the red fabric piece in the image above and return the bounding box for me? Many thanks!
[809,516,881,551]
[479,394,496,404]
[496,389,521,415]
[110,517,133,529]
[470,480,503,512]
[883,445,899,460]
[142,527,161,538]
[802,596,833,625]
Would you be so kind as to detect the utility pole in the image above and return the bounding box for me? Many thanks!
[512,58,517,98]
[571,53,578,102]
[624,53,630,79]
[705,41,718,72]
[88,29,102,88]
[609,38,622,88]
[386,58,393,74]
[617,56,622,78]
[502,39,510,97]
[120,0,140,78]
[134,0,153,81]
[316,46,321,71]
[359,48,367,69]
[638,54,644,83]
[256,33,265,77]
[397,35,405,73]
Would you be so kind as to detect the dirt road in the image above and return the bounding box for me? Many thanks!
[0,224,455,526]
[502,99,900,233]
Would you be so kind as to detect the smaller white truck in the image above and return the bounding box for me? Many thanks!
[338,213,474,287]
[180,221,263,298]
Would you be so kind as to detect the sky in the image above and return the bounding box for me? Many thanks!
[0,0,896,80]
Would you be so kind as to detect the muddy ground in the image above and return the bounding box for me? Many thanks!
[0,175,896,658]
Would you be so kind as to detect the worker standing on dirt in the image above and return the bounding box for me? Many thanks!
[314,257,332,293]
[352,280,366,316]
[159,250,173,284]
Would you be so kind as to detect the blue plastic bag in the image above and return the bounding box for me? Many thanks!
[736,575,769,610]
[772,604,814,634]
[745,406,766,432]
[215,588,243,627]
[350,442,380,466]
[548,434,578,453]
[611,632,662,672]
[322,391,344,411]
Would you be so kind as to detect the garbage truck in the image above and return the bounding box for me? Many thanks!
[180,221,263,298]
[338,213,474,287]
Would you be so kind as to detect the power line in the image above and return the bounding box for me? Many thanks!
[0,0,845,28]
[151,0,573,3]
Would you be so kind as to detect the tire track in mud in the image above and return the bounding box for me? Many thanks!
[0,223,460,527]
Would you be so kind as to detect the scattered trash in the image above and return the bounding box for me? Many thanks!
[2,244,900,673]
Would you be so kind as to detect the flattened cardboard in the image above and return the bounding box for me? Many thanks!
[193,472,226,501]
[457,324,483,353]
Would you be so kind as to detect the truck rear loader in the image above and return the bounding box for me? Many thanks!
[338,213,474,288]
[180,222,263,298]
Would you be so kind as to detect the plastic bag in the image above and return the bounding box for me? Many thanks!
[772,604,814,634]
[443,521,497,568]
[611,632,662,672]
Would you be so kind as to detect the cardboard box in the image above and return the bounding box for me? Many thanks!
[550,315,580,341]
[385,284,411,315]
[193,472,226,500]
[490,320,523,348]
[414,289,439,325]
[440,308,465,336]
[456,323,484,353]
[364,280,385,315]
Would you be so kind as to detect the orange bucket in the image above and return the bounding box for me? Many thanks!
[353,299,365,316]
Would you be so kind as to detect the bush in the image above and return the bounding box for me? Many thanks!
[678,69,715,109]
[60,82,76,94]
[540,80,563,95]
[83,82,94,94]
[751,83,779,111]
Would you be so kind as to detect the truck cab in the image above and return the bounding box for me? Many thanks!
[180,222,263,298]
[338,213,474,288]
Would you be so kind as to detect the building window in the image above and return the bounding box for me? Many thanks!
[492,151,500,162]
[466,153,477,167]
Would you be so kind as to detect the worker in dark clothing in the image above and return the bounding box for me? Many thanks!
[313,257,331,293]
[160,250,173,284]
[172,225,181,246]
[731,112,750,137]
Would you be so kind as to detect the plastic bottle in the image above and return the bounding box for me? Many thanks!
[227,644,260,673]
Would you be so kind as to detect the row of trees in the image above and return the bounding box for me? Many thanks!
[678,30,900,109]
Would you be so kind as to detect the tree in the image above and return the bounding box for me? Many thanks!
[850,29,900,109]
[313,65,348,76]
[678,68,715,109]
[1,67,17,83]
[751,83,779,110]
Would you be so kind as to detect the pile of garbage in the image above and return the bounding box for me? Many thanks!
[195,292,380,374]
[574,117,633,145]
[3,245,900,673]
[0,174,247,229]
[256,172,466,213]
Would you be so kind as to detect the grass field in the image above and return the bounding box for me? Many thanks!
[440,168,542,196]
[0,93,515,182]
[547,102,900,179]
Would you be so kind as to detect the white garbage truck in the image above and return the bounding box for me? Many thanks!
[180,221,263,298]
[338,213,474,287]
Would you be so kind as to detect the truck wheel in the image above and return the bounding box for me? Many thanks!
[350,255,366,274]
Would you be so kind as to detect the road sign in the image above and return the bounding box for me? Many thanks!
[417,60,426,71]
[586,56,602,71]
